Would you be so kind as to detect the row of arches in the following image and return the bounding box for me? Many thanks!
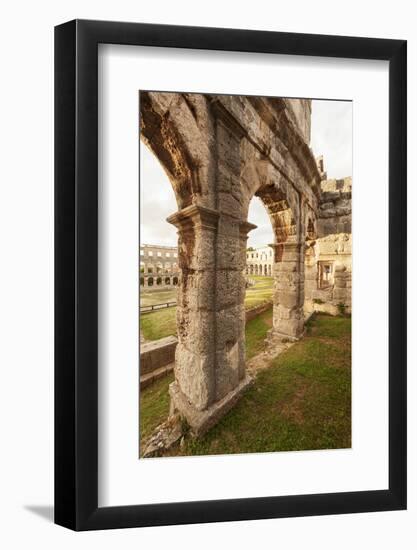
[140,263,178,274]
[140,276,178,287]
[246,264,272,276]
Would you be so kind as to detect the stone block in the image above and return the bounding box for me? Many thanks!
[140,336,178,376]
[174,343,215,411]
[218,191,244,219]
[176,307,215,355]
[169,375,252,437]
[215,269,243,309]
[215,342,241,401]
[215,304,244,349]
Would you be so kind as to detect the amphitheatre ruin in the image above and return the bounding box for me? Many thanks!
[139,91,351,453]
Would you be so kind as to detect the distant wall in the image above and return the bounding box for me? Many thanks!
[304,176,352,316]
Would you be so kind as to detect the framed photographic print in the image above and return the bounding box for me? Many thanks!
[55,20,406,530]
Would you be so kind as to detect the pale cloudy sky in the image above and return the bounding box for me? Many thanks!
[140,99,352,248]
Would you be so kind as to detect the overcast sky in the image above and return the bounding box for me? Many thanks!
[140,99,352,248]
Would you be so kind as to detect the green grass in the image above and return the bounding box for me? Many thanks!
[140,276,274,341]
[245,307,273,359]
[140,372,175,449]
[140,288,177,307]
[140,307,177,340]
[244,276,274,309]
[139,314,351,456]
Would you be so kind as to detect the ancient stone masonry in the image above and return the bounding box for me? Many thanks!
[246,245,274,276]
[304,174,352,316]
[140,244,179,288]
[140,91,349,436]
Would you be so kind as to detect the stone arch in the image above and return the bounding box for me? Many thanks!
[165,276,171,285]
[156,277,162,286]
[243,169,305,339]
[140,92,322,440]
[172,276,178,286]
[140,277,144,286]
[148,277,154,287]
[140,95,197,209]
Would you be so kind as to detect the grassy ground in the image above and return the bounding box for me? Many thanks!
[140,372,175,445]
[140,276,273,341]
[140,307,177,341]
[140,289,176,307]
[245,307,273,359]
[139,313,351,456]
[244,276,274,309]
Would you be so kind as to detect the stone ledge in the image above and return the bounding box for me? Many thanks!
[140,335,178,376]
[140,363,174,390]
[245,301,272,323]
[169,376,252,437]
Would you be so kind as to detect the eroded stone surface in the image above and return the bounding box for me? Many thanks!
[141,415,183,458]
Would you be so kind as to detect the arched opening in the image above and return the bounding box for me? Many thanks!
[244,178,304,341]
[139,97,184,347]
[173,276,178,286]
[245,196,275,340]
[140,277,144,286]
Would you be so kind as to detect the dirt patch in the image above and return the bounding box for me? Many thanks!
[246,339,294,374]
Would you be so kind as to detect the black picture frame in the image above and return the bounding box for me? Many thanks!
[55,19,407,531]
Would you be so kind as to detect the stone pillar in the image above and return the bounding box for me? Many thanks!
[216,218,256,396]
[166,205,253,436]
[167,205,218,413]
[304,242,317,313]
[271,240,305,339]
[333,265,351,311]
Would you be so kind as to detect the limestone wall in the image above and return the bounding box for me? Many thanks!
[304,176,352,315]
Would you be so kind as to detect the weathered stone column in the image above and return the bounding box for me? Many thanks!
[271,240,305,339]
[166,205,253,435]
[167,205,218,413]
[304,242,317,314]
[213,217,256,402]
